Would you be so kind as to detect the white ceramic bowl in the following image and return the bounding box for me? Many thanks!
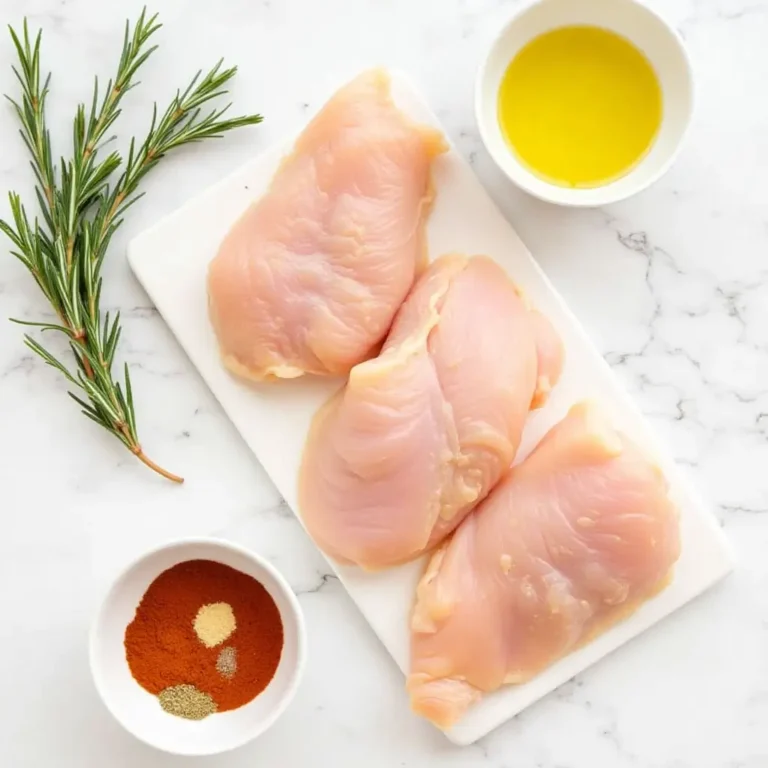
[90,538,306,756]
[476,0,693,206]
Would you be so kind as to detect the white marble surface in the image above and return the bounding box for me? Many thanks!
[0,0,764,765]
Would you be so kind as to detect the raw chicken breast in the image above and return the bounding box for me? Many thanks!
[299,254,563,570]
[208,69,446,381]
[408,401,681,728]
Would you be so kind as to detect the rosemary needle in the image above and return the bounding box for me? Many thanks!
[0,9,263,482]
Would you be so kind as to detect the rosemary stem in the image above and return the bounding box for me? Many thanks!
[80,347,95,378]
[131,443,185,483]
[66,236,75,270]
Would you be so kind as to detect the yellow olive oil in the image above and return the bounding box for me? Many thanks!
[498,25,662,188]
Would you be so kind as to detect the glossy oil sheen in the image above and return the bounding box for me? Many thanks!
[498,25,663,188]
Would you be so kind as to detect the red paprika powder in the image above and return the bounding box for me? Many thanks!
[124,559,284,712]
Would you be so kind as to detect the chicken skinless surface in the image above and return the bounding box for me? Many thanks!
[208,69,446,381]
[299,254,563,570]
[408,401,681,728]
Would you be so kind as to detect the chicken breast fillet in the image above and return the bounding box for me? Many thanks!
[207,69,446,381]
[408,401,681,728]
[299,254,563,570]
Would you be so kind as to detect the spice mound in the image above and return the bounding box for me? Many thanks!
[194,602,236,648]
[124,559,284,719]
[216,647,237,679]
[158,684,217,720]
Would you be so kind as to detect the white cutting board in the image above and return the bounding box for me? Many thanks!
[128,71,734,746]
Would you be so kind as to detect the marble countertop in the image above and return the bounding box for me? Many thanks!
[0,0,764,766]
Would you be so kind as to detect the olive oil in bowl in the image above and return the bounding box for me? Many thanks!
[498,25,662,189]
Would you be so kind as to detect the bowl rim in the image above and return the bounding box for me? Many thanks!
[474,0,695,207]
[88,535,307,756]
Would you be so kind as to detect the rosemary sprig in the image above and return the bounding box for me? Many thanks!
[0,10,263,482]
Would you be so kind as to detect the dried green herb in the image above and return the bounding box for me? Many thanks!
[158,684,217,720]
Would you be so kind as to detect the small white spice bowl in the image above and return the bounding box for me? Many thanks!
[89,537,306,756]
[475,0,694,206]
